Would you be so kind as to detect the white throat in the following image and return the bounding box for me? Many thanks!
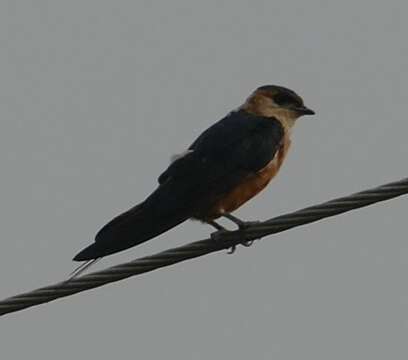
[261,108,299,135]
[278,116,297,135]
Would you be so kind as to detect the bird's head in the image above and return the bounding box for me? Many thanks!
[241,85,315,127]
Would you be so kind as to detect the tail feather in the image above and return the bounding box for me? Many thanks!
[73,185,192,261]
[68,258,101,279]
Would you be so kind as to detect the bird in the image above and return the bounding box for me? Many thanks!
[72,85,314,272]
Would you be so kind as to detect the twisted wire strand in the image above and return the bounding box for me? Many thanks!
[0,177,407,317]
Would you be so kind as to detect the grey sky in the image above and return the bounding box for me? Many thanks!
[1,1,407,359]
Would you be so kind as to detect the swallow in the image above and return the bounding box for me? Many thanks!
[73,85,314,264]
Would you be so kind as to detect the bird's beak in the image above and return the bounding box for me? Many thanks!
[294,105,315,115]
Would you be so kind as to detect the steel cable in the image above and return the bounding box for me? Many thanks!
[0,177,407,317]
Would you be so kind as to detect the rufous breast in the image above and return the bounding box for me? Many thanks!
[205,134,291,220]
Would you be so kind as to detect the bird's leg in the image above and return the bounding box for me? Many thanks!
[207,220,240,254]
[207,220,227,231]
[207,220,229,239]
[222,213,246,227]
[222,213,260,249]
[222,213,260,229]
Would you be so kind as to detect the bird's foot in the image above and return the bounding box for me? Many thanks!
[207,216,259,253]
[221,214,260,253]
[226,239,255,254]
[208,220,230,242]
[207,220,240,254]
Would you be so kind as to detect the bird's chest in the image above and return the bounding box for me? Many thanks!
[205,135,291,219]
[255,136,291,187]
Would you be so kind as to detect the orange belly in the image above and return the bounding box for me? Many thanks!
[205,136,291,220]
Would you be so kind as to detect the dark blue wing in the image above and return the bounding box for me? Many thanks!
[158,110,284,188]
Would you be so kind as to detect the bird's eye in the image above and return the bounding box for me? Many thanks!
[273,93,296,106]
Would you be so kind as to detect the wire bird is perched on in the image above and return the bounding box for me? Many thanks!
[73,85,314,265]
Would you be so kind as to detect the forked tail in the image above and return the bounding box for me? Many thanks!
[73,179,195,261]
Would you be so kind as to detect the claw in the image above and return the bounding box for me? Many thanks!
[227,245,236,254]
[208,215,258,254]
[210,229,237,254]
[227,239,254,253]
